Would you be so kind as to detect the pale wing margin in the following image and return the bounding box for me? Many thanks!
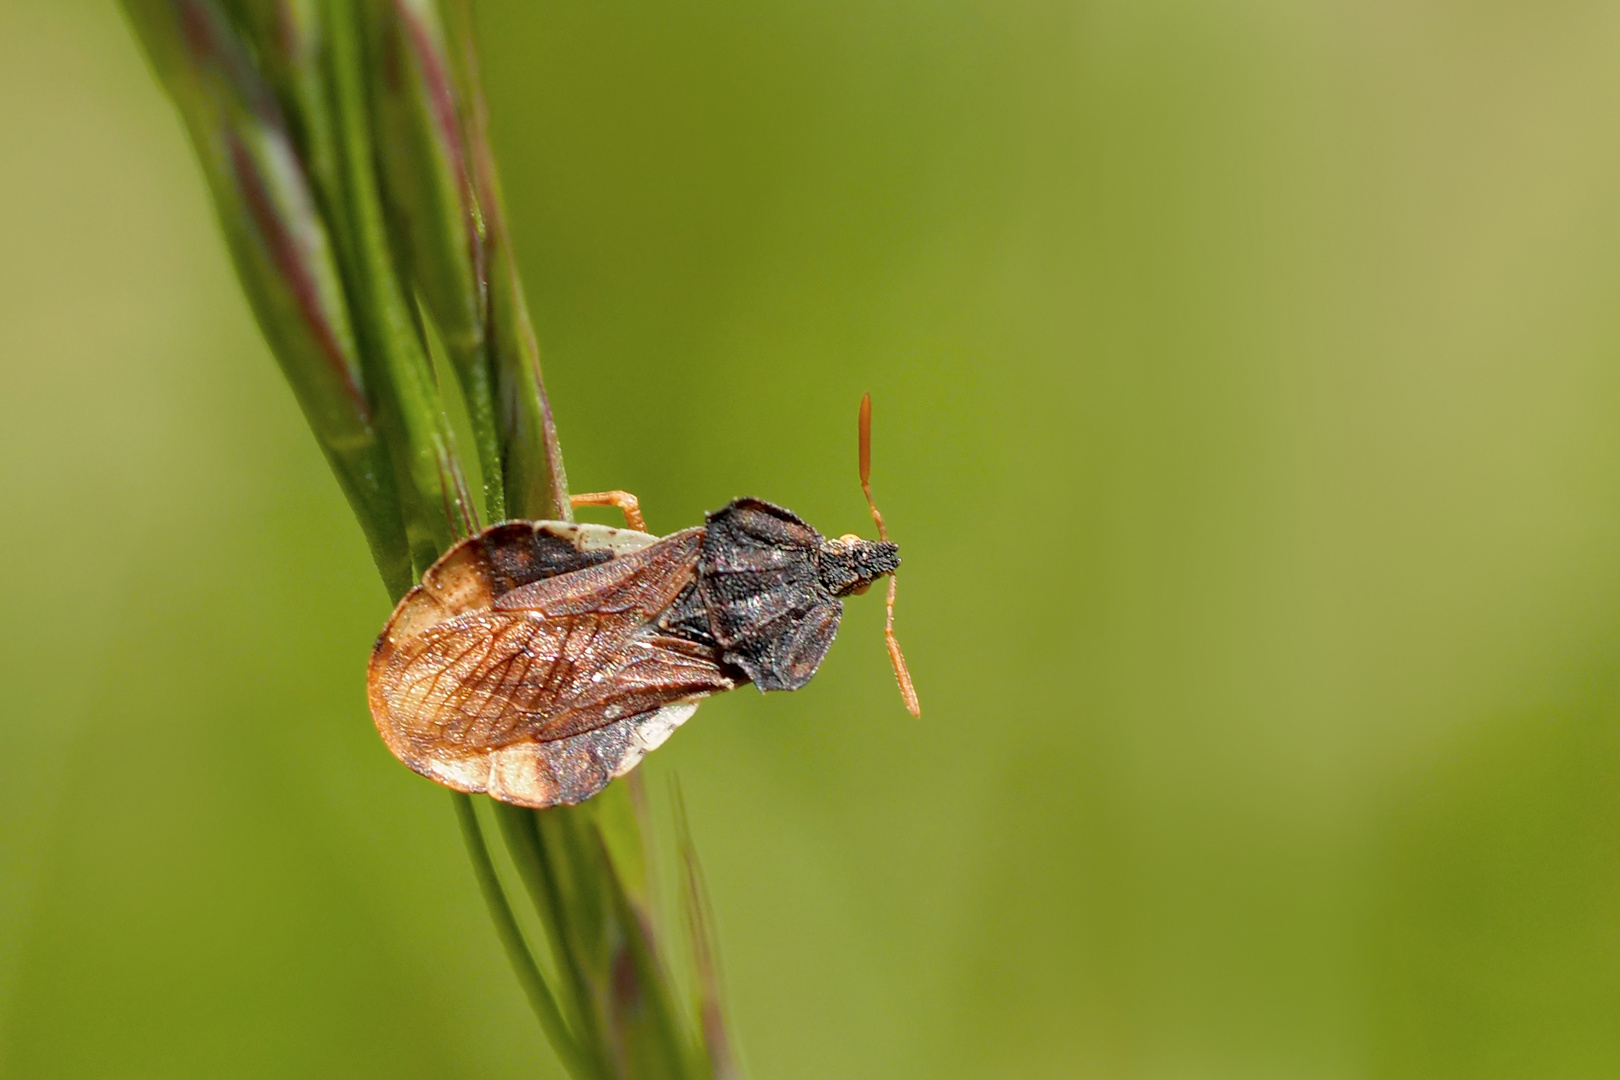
[425,701,704,808]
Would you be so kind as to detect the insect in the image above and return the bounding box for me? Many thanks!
[367,395,919,808]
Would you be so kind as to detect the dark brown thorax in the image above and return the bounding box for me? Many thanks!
[657,498,899,692]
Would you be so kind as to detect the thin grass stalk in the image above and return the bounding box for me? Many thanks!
[325,2,477,562]
[440,0,569,522]
[123,3,736,1076]
[454,793,592,1076]
[592,826,695,1080]
[674,787,740,1080]
[494,801,615,1074]
[122,0,565,1054]
[120,0,412,596]
[386,7,727,1077]
[219,2,352,248]
[372,0,506,520]
[336,4,709,1072]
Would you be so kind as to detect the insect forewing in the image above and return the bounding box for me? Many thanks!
[368,524,733,807]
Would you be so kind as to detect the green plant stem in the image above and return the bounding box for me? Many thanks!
[454,339,506,520]
[373,0,506,521]
[494,802,613,1077]
[122,5,734,1074]
[119,0,414,596]
[443,0,569,522]
[593,828,693,1080]
[453,793,595,1079]
[327,1,476,562]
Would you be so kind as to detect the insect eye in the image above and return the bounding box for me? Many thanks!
[850,582,872,596]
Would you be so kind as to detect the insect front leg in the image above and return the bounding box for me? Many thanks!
[570,490,647,532]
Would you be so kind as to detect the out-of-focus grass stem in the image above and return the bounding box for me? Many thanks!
[120,0,413,596]
[593,827,693,1080]
[453,793,595,1079]
[494,802,614,1078]
[674,788,739,1080]
[123,3,737,1075]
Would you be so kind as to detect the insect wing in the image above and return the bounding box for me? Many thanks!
[369,525,732,807]
[488,529,732,741]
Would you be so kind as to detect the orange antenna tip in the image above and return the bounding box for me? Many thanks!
[885,576,920,717]
[858,393,873,489]
[857,394,888,542]
[855,393,916,715]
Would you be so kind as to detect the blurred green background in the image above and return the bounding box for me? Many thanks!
[5,1,1620,1076]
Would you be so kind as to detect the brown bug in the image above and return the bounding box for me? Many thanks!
[367,396,919,808]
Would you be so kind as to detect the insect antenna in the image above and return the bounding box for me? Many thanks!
[858,393,921,716]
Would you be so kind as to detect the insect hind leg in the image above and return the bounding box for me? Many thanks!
[570,490,647,532]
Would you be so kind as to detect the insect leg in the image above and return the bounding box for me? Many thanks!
[570,490,648,532]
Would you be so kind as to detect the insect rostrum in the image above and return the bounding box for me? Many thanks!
[368,498,901,808]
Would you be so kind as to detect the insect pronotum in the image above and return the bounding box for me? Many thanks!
[366,396,918,808]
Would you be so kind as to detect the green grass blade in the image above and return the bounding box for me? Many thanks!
[119,0,412,596]
[453,794,595,1079]
[372,0,506,521]
[325,0,477,563]
[123,5,737,1076]
[442,0,568,522]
